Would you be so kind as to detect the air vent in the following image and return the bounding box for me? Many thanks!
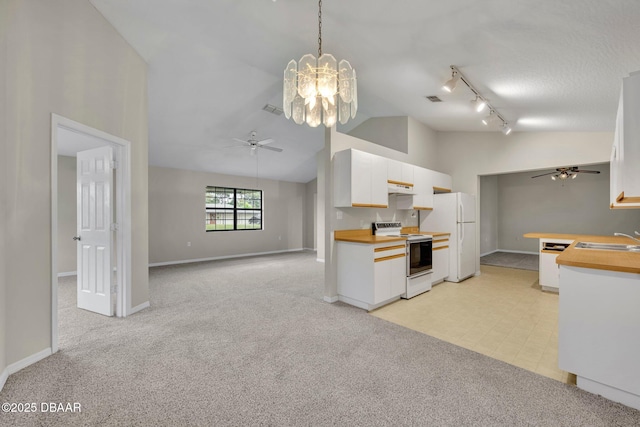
[262,104,284,116]
[425,95,442,102]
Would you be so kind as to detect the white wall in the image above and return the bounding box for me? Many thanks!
[323,119,441,299]
[148,166,307,264]
[480,175,499,255]
[436,131,614,195]
[496,163,640,253]
[2,0,148,369]
[57,156,77,274]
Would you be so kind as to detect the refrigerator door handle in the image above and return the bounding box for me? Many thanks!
[459,203,463,223]
[460,222,464,244]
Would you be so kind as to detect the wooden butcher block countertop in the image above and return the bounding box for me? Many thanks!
[524,232,640,274]
[334,228,450,244]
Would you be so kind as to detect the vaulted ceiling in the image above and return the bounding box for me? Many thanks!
[90,0,640,183]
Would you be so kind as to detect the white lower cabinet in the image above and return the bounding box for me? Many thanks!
[538,239,573,292]
[337,241,407,311]
[432,237,450,284]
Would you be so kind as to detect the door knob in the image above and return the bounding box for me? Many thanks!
[73,236,81,241]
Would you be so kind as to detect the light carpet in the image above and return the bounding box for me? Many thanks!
[480,251,539,271]
[1,251,639,426]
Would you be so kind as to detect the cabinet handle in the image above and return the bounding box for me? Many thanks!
[374,254,405,263]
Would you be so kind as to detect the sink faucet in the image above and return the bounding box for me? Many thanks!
[614,231,640,244]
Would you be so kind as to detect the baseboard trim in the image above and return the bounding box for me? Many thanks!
[149,248,306,267]
[496,249,539,256]
[324,295,339,303]
[130,301,150,314]
[57,271,77,277]
[480,250,498,257]
[0,347,52,392]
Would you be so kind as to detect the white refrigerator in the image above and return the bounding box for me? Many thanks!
[419,192,477,282]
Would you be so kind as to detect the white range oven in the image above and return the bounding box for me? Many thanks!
[373,222,433,298]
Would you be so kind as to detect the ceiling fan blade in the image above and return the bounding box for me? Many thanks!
[232,138,249,145]
[259,145,283,152]
[574,170,600,174]
[531,171,556,178]
[257,138,275,145]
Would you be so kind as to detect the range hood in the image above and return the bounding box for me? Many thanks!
[388,181,417,195]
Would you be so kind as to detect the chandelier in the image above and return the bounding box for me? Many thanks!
[283,0,357,127]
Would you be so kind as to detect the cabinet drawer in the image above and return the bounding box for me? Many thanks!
[433,238,449,250]
[374,244,406,261]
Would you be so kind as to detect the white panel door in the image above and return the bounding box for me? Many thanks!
[76,146,114,316]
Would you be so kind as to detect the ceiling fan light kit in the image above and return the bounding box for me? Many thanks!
[283,0,357,128]
[531,166,601,181]
[443,65,512,135]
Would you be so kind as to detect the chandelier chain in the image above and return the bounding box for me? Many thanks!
[318,0,322,57]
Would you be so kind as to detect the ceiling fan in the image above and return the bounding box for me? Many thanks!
[531,166,600,181]
[230,131,283,156]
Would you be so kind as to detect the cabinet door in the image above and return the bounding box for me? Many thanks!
[431,171,452,193]
[390,256,407,297]
[351,150,373,206]
[432,246,449,283]
[414,167,433,210]
[371,154,389,207]
[540,252,560,289]
[373,259,392,304]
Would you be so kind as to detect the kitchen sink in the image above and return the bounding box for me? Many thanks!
[575,242,640,252]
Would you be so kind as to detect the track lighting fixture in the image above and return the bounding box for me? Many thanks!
[442,70,459,93]
[443,65,513,135]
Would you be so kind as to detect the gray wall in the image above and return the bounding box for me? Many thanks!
[480,175,499,255]
[495,163,640,253]
[149,166,307,264]
[58,156,77,274]
[2,0,149,369]
[348,117,409,153]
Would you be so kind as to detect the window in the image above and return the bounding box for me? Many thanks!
[205,186,262,231]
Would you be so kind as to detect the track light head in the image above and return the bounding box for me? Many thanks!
[472,96,487,113]
[442,71,459,93]
[501,123,512,135]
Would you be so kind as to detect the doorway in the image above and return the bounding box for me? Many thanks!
[50,114,133,354]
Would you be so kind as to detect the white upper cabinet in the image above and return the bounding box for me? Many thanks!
[611,70,640,208]
[387,159,414,186]
[430,170,452,193]
[334,149,389,208]
[397,166,434,210]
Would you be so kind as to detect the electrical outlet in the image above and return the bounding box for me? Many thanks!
[187,242,191,247]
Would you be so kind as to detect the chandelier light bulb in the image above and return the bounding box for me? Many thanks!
[571,173,578,179]
[551,175,557,181]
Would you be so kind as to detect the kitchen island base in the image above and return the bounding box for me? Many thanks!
[577,377,640,411]
[559,265,640,411]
